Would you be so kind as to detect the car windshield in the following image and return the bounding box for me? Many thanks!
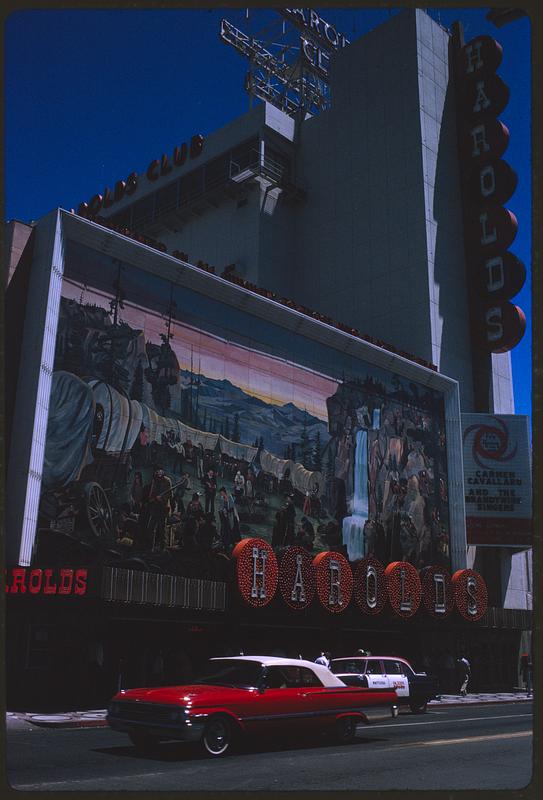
[192,659,263,688]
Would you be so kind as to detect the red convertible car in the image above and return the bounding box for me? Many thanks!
[107,656,399,756]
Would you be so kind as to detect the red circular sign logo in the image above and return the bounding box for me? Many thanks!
[385,561,422,618]
[452,569,488,621]
[458,35,503,78]
[232,538,278,607]
[353,556,388,615]
[313,551,353,613]
[420,566,454,618]
[279,546,316,610]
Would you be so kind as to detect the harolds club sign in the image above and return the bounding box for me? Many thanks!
[233,539,488,622]
[456,34,526,353]
[77,133,205,217]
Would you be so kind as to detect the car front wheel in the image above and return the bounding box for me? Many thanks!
[202,716,234,757]
[335,716,358,744]
[409,699,428,714]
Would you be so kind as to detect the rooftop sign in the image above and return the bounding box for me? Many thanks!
[220,8,350,117]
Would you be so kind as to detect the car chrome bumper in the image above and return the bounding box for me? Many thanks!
[107,714,206,743]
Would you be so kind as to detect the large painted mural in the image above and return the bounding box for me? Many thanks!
[36,241,451,576]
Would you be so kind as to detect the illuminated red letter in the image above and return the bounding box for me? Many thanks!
[9,568,27,594]
[58,569,74,595]
[74,569,88,596]
[43,569,58,595]
[28,569,43,594]
[146,160,160,182]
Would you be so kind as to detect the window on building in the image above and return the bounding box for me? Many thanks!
[179,168,205,206]
[155,180,179,217]
[131,194,155,229]
[205,154,230,190]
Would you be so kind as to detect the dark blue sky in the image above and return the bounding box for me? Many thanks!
[4,7,531,420]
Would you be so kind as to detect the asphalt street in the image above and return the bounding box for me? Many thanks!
[4,702,533,791]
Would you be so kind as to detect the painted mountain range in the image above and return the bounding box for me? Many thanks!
[170,370,331,462]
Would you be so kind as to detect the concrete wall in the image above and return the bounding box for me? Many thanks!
[4,219,33,287]
[503,548,532,610]
[293,10,433,367]
[291,10,478,410]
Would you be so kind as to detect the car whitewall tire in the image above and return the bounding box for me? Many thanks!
[202,716,233,757]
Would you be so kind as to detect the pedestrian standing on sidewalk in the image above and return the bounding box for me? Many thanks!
[457,655,471,696]
[520,653,533,695]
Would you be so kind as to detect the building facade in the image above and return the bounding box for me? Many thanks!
[5,9,531,709]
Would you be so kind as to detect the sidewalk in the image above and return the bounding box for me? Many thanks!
[6,693,533,730]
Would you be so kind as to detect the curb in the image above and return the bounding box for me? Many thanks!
[25,718,109,729]
[9,696,532,730]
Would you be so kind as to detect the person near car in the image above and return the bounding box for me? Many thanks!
[457,655,471,696]
[520,653,533,695]
[315,651,331,668]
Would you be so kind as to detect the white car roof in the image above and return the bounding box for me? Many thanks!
[331,656,411,663]
[210,656,346,687]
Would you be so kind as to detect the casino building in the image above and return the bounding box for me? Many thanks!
[5,9,531,709]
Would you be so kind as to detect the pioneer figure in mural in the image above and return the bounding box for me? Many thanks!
[218,486,241,550]
[145,334,180,414]
[147,466,173,552]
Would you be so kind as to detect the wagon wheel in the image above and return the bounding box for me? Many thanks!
[84,482,113,539]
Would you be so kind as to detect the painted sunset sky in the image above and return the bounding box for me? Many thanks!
[61,278,338,421]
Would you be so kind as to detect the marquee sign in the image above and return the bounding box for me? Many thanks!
[77,134,204,218]
[233,538,278,608]
[452,569,488,622]
[278,546,316,610]
[456,34,526,353]
[5,567,88,596]
[462,413,532,546]
[233,540,487,620]
[385,562,422,619]
[420,566,454,618]
[313,551,353,613]
[278,8,350,79]
[353,556,387,616]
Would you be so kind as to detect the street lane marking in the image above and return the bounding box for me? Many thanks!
[380,730,532,751]
[370,712,532,729]
[423,730,532,747]
[13,773,171,790]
